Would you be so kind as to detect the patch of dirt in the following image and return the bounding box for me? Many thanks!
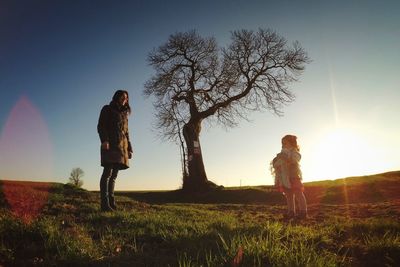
[207,199,400,225]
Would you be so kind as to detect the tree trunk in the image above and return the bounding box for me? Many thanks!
[182,120,209,191]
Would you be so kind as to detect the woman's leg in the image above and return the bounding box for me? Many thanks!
[100,166,113,211]
[108,168,119,210]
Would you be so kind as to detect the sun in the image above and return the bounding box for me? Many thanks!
[304,127,389,181]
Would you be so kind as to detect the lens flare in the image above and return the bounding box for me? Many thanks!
[0,95,53,180]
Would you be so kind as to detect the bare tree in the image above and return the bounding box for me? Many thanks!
[69,167,84,188]
[144,29,310,191]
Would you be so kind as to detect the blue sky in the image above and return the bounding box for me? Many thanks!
[1,0,399,190]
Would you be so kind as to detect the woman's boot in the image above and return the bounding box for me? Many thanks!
[109,196,117,211]
[101,195,113,212]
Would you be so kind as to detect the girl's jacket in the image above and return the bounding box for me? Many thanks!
[272,148,302,191]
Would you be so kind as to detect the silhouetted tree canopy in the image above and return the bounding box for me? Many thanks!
[144,28,310,191]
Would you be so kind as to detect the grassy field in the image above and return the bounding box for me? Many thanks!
[0,172,399,266]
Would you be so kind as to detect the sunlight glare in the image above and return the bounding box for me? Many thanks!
[305,127,391,181]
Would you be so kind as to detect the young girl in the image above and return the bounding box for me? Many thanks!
[271,135,307,219]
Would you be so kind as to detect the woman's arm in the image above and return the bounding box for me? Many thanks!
[97,106,110,145]
[125,120,133,158]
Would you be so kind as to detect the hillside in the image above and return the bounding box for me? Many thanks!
[118,171,400,205]
[0,172,399,266]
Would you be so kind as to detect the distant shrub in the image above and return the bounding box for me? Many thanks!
[68,167,84,188]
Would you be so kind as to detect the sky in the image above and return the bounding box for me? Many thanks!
[0,0,399,190]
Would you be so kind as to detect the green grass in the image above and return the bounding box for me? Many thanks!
[0,173,400,266]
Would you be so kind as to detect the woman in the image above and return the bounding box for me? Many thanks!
[97,90,133,211]
[271,135,307,220]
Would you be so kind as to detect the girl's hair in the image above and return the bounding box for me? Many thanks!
[282,135,300,152]
[270,156,278,180]
[111,90,131,114]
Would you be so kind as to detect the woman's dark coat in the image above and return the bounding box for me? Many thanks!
[97,102,132,170]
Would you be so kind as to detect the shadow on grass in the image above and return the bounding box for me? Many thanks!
[117,187,285,205]
[85,214,400,267]
[88,215,271,267]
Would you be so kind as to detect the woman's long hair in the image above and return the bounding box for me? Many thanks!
[111,90,131,115]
